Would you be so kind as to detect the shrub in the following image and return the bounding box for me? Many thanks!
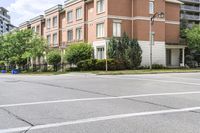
[0,61,5,66]
[46,50,61,65]
[65,42,93,65]
[0,61,6,71]
[152,64,165,69]
[77,59,127,71]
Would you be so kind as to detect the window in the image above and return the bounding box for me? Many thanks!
[113,22,121,37]
[36,25,40,33]
[67,11,73,23]
[97,47,105,59]
[53,33,57,46]
[47,35,51,46]
[67,30,73,42]
[32,27,35,32]
[76,8,82,20]
[97,0,105,14]
[53,16,58,27]
[149,1,154,14]
[76,28,82,40]
[97,23,104,38]
[47,18,51,29]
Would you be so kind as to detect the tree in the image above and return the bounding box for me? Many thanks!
[0,29,46,67]
[128,39,142,68]
[108,33,129,62]
[0,30,33,66]
[108,33,142,69]
[65,42,93,65]
[46,50,61,65]
[186,25,200,51]
[23,33,46,64]
[180,18,188,39]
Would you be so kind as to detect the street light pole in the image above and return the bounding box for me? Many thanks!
[149,19,153,70]
[105,41,108,71]
[149,12,165,70]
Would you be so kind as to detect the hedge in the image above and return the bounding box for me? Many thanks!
[77,59,128,71]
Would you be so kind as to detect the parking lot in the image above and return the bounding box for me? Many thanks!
[0,73,200,133]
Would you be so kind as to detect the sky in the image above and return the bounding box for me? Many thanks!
[0,0,64,26]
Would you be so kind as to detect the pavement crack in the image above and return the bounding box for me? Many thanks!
[128,98,177,110]
[1,108,34,127]
[9,79,200,117]
[126,98,200,115]
[21,80,113,97]
[22,126,32,133]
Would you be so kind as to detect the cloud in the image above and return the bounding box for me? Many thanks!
[7,0,64,26]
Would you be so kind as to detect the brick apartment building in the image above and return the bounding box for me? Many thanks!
[19,0,186,67]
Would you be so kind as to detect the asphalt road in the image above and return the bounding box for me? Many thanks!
[0,73,200,133]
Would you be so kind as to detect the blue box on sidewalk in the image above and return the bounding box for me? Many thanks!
[11,69,19,74]
[1,70,7,73]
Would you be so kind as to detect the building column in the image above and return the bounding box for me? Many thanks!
[182,48,185,67]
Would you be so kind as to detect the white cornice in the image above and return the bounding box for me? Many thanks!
[166,0,183,4]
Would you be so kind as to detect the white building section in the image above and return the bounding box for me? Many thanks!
[139,41,166,66]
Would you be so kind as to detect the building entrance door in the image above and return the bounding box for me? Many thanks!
[166,49,171,66]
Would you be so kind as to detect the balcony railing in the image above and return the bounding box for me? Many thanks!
[181,5,200,12]
[180,0,200,3]
[181,14,200,20]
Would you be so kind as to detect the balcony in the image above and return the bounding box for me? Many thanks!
[180,0,200,4]
[181,5,200,12]
[0,14,10,22]
[181,14,200,21]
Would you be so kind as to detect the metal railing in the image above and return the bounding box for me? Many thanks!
[181,5,200,12]
[181,14,200,20]
[180,0,200,3]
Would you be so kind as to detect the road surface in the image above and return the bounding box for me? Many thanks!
[0,73,200,133]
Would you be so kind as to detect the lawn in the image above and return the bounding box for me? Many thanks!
[1,69,200,76]
[91,69,200,75]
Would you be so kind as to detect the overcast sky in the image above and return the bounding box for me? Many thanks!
[0,0,64,26]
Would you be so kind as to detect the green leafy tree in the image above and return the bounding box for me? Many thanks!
[186,25,200,51]
[0,29,46,68]
[23,33,46,63]
[65,42,93,65]
[46,50,61,65]
[180,18,188,39]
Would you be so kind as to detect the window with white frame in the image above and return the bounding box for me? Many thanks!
[67,11,73,23]
[113,22,121,37]
[53,33,57,46]
[76,28,82,40]
[149,1,154,14]
[97,23,104,38]
[47,35,51,46]
[67,30,73,42]
[47,18,51,29]
[97,47,105,59]
[97,0,105,14]
[53,16,58,27]
[76,8,82,20]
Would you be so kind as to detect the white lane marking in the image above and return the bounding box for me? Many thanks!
[1,91,200,108]
[1,106,200,133]
[97,76,200,86]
